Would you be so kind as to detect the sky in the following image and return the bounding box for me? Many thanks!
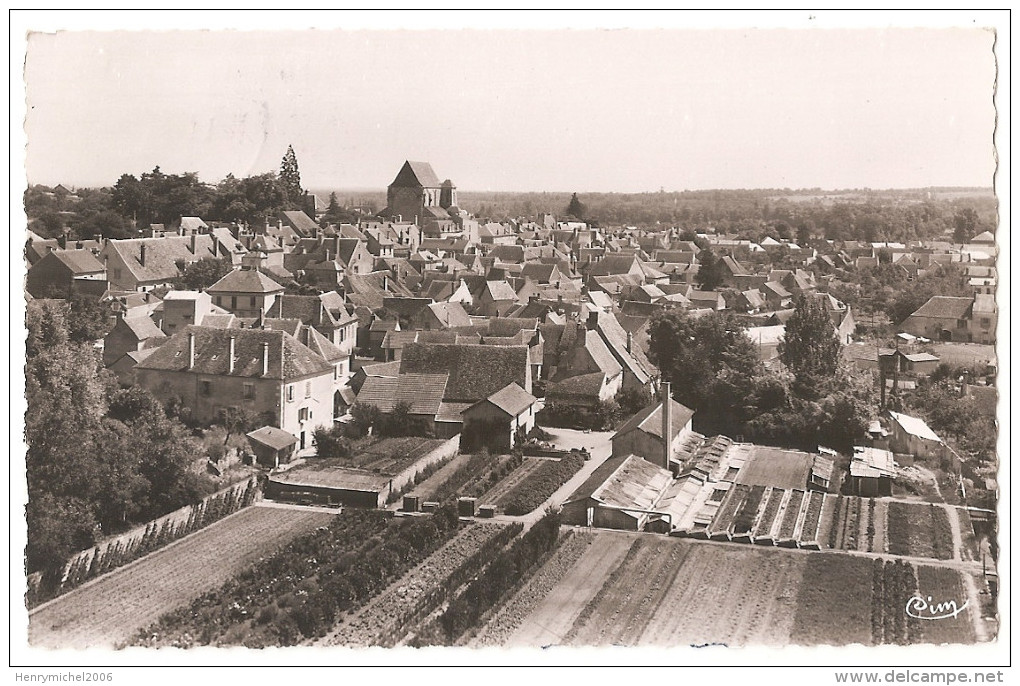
[17,13,1003,194]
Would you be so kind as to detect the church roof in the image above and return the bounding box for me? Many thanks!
[390,160,441,189]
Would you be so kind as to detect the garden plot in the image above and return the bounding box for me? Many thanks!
[29,505,335,649]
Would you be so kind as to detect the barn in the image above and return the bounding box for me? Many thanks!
[461,383,537,452]
[611,386,695,472]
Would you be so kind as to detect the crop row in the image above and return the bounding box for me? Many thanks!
[683,487,837,550]
[497,453,586,516]
[708,484,751,539]
[887,502,954,560]
[777,490,805,541]
[731,485,766,537]
[130,505,464,648]
[913,565,976,644]
[34,477,261,607]
[411,511,563,646]
[798,491,825,546]
[324,522,521,647]
[871,559,921,645]
[751,488,784,541]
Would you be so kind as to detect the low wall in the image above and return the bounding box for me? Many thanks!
[56,476,261,588]
[388,435,460,499]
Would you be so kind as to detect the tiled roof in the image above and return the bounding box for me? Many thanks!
[399,342,529,403]
[53,249,106,274]
[105,235,237,284]
[427,302,473,328]
[391,160,442,189]
[247,426,298,450]
[483,280,519,302]
[206,268,284,294]
[436,401,472,423]
[613,399,695,442]
[546,372,605,399]
[356,373,449,415]
[135,325,333,380]
[120,315,167,341]
[474,382,536,417]
[908,296,973,320]
[280,211,318,236]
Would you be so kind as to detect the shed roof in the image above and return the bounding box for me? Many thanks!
[888,410,942,443]
[247,426,298,451]
[474,382,536,417]
[613,398,695,443]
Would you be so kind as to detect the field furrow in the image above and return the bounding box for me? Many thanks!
[471,531,595,647]
[480,459,544,506]
[505,531,633,647]
[29,506,335,649]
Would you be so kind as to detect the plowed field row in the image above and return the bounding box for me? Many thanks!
[470,531,596,647]
[28,505,335,649]
[320,522,513,647]
[479,458,545,507]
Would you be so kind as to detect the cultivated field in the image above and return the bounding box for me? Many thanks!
[28,505,336,649]
[480,531,989,648]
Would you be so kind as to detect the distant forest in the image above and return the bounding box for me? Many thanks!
[316,186,998,243]
[27,169,997,246]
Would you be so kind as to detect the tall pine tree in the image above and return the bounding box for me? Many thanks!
[279,145,303,205]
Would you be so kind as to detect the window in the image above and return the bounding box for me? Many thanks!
[287,385,294,402]
[305,381,312,398]
[298,407,311,422]
[338,328,345,343]
[243,383,255,400]
[200,381,211,397]
[250,296,257,307]
[231,296,238,310]
[215,296,222,307]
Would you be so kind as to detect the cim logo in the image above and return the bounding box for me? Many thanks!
[905,594,969,621]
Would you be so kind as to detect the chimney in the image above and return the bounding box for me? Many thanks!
[189,233,197,254]
[262,342,270,376]
[627,331,633,353]
[57,230,68,250]
[382,274,389,291]
[228,335,236,374]
[140,243,147,267]
[188,332,196,369]
[661,382,673,472]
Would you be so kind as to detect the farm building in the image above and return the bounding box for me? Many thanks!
[246,426,299,468]
[461,383,538,452]
[886,410,946,461]
[611,385,695,471]
[560,454,674,531]
[265,437,457,507]
[846,446,896,497]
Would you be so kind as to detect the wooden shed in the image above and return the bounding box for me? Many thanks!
[246,426,298,469]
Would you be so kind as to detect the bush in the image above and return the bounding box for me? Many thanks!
[313,425,352,458]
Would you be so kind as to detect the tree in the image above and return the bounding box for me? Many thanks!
[565,193,586,220]
[647,308,762,434]
[953,208,979,243]
[778,294,842,398]
[173,257,233,291]
[280,145,303,205]
[217,406,260,446]
[695,248,726,291]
